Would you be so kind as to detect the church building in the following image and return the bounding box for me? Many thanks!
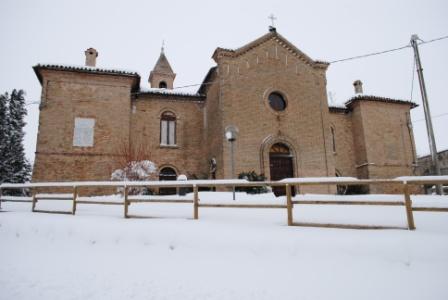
[32,28,418,193]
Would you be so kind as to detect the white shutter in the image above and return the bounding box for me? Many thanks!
[168,121,175,145]
[73,118,95,147]
[161,120,168,145]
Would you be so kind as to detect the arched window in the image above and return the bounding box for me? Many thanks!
[269,143,291,155]
[159,81,167,89]
[159,167,177,181]
[160,111,176,146]
[159,167,177,195]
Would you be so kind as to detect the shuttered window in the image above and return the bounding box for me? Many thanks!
[160,112,176,146]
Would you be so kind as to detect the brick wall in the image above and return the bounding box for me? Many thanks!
[211,38,335,193]
[349,101,417,193]
[32,70,135,183]
[130,94,207,179]
[329,111,356,178]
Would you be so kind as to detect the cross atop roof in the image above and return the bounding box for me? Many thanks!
[268,14,277,27]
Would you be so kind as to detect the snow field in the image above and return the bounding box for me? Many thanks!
[1,192,448,300]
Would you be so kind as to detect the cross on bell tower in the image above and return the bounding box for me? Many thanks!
[268,14,277,32]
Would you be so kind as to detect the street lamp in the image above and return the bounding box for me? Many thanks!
[225,125,238,200]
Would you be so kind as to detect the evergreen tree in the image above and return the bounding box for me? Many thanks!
[0,92,10,183]
[5,89,31,183]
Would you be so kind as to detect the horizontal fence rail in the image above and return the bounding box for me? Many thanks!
[1,177,447,230]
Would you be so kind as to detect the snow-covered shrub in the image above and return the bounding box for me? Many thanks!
[111,160,157,194]
[236,171,268,194]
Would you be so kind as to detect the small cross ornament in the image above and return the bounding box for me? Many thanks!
[268,14,277,27]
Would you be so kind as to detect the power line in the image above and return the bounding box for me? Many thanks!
[169,34,448,91]
[329,45,411,64]
[420,35,448,45]
[413,112,448,123]
[329,35,448,64]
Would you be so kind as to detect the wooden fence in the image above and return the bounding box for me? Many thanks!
[0,177,447,230]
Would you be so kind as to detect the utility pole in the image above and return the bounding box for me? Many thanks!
[410,34,442,194]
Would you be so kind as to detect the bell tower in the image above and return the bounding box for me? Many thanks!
[149,44,176,89]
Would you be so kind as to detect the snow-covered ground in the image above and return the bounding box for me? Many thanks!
[1,192,448,300]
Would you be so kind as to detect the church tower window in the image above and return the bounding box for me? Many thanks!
[159,81,167,89]
[268,92,287,111]
[160,111,176,146]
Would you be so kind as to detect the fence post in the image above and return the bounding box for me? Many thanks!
[31,190,37,212]
[72,186,78,215]
[403,182,416,230]
[286,184,293,226]
[124,186,129,219]
[193,185,199,220]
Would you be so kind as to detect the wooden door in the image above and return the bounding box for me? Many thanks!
[269,155,295,197]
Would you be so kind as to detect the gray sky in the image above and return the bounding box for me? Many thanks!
[1,0,447,163]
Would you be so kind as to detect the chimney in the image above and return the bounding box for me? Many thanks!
[353,80,363,94]
[85,48,98,67]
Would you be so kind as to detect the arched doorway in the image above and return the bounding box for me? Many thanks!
[159,167,177,195]
[269,143,295,196]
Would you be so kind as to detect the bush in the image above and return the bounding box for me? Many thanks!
[111,160,157,195]
[236,171,268,194]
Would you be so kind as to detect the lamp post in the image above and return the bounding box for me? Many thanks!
[225,125,238,200]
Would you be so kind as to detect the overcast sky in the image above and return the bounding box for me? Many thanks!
[1,0,447,163]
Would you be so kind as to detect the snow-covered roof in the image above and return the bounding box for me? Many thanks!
[328,104,349,113]
[137,87,205,98]
[346,95,418,109]
[33,63,141,90]
[34,63,139,76]
[417,148,448,159]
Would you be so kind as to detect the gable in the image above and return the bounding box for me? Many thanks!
[212,30,329,71]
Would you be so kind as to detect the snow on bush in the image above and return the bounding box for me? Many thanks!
[111,160,157,194]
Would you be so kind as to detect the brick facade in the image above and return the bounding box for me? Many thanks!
[32,29,418,194]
